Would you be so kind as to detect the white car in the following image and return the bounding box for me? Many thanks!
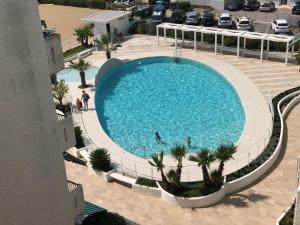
[218,13,233,28]
[114,0,135,6]
[235,17,251,31]
[271,19,290,34]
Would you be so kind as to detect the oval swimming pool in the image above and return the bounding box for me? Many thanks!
[95,57,245,157]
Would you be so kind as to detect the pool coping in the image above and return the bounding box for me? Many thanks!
[68,51,273,182]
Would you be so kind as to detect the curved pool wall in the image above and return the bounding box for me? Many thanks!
[95,57,245,157]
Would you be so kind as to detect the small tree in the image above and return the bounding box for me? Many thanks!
[214,143,237,177]
[170,144,187,184]
[52,80,69,106]
[89,148,111,172]
[189,148,215,188]
[94,33,118,59]
[69,59,91,88]
[74,24,94,47]
[148,151,171,190]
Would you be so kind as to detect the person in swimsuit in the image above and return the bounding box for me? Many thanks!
[155,131,162,144]
[81,90,90,111]
[76,98,82,111]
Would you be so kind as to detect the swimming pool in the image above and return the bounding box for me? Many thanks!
[95,57,245,157]
[57,66,99,82]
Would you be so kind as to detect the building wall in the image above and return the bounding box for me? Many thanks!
[0,1,74,225]
[44,33,65,75]
[93,15,130,39]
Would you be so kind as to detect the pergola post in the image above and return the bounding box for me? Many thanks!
[221,35,224,53]
[182,30,185,43]
[164,28,166,42]
[201,32,203,47]
[194,31,197,52]
[260,39,264,61]
[157,26,159,46]
[285,41,289,65]
[266,40,270,60]
[292,44,295,59]
[237,36,240,57]
[175,29,177,49]
[243,37,246,56]
[215,33,218,55]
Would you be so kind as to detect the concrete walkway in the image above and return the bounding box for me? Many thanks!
[66,102,300,225]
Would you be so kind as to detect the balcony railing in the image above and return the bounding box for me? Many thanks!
[67,180,85,218]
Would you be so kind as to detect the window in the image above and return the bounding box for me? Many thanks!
[50,47,55,64]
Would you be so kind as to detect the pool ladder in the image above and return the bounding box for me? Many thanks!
[174,44,182,63]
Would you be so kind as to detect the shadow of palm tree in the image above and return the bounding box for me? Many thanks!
[223,191,270,208]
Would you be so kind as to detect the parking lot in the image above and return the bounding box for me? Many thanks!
[162,6,300,34]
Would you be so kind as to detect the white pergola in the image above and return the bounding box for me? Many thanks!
[156,23,295,64]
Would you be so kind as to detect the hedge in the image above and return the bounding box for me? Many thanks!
[39,0,106,9]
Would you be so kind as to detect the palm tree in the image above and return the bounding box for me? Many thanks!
[69,59,91,88]
[189,148,215,187]
[170,144,187,183]
[166,169,181,193]
[148,151,171,189]
[94,33,117,59]
[214,143,237,177]
[74,24,94,47]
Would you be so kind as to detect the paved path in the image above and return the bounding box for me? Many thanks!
[66,102,300,225]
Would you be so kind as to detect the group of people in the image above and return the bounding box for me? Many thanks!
[155,132,192,149]
[76,90,90,111]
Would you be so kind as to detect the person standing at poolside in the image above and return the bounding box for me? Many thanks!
[81,90,90,111]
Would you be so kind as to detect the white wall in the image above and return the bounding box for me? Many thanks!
[0,1,74,225]
[93,15,130,39]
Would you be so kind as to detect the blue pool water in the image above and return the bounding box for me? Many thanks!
[95,57,245,157]
[57,66,99,82]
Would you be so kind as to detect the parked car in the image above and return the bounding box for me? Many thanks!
[171,9,186,23]
[243,0,260,10]
[202,12,215,26]
[218,13,233,28]
[292,1,300,14]
[271,19,290,34]
[235,16,251,30]
[114,0,135,6]
[135,5,153,18]
[155,0,167,11]
[150,5,166,22]
[227,0,243,11]
[260,1,275,12]
[186,10,200,25]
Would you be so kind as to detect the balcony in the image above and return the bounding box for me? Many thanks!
[67,180,85,218]
[57,110,76,152]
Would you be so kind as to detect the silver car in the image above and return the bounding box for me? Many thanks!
[186,11,200,25]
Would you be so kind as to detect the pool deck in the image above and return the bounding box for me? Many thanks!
[67,35,277,181]
[65,103,300,225]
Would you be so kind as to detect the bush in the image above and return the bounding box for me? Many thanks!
[39,0,106,9]
[83,212,126,225]
[279,203,295,225]
[148,0,157,5]
[90,148,111,172]
[89,0,106,9]
[136,177,158,187]
[74,126,85,149]
[178,1,191,12]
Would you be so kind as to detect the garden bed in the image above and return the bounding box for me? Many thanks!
[227,86,300,182]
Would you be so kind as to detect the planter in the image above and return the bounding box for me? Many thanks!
[157,182,226,208]
[132,183,161,198]
[95,169,116,183]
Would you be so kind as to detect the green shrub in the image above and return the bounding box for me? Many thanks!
[89,148,111,172]
[136,177,158,187]
[149,0,157,5]
[74,126,85,149]
[82,212,126,225]
[40,0,106,9]
[279,203,295,225]
[178,1,192,12]
[89,0,106,9]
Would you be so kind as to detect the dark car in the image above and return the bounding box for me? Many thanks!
[260,1,275,11]
[136,5,153,18]
[171,9,186,23]
[243,0,260,10]
[150,5,166,22]
[293,1,300,14]
[227,0,243,11]
[202,12,215,26]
